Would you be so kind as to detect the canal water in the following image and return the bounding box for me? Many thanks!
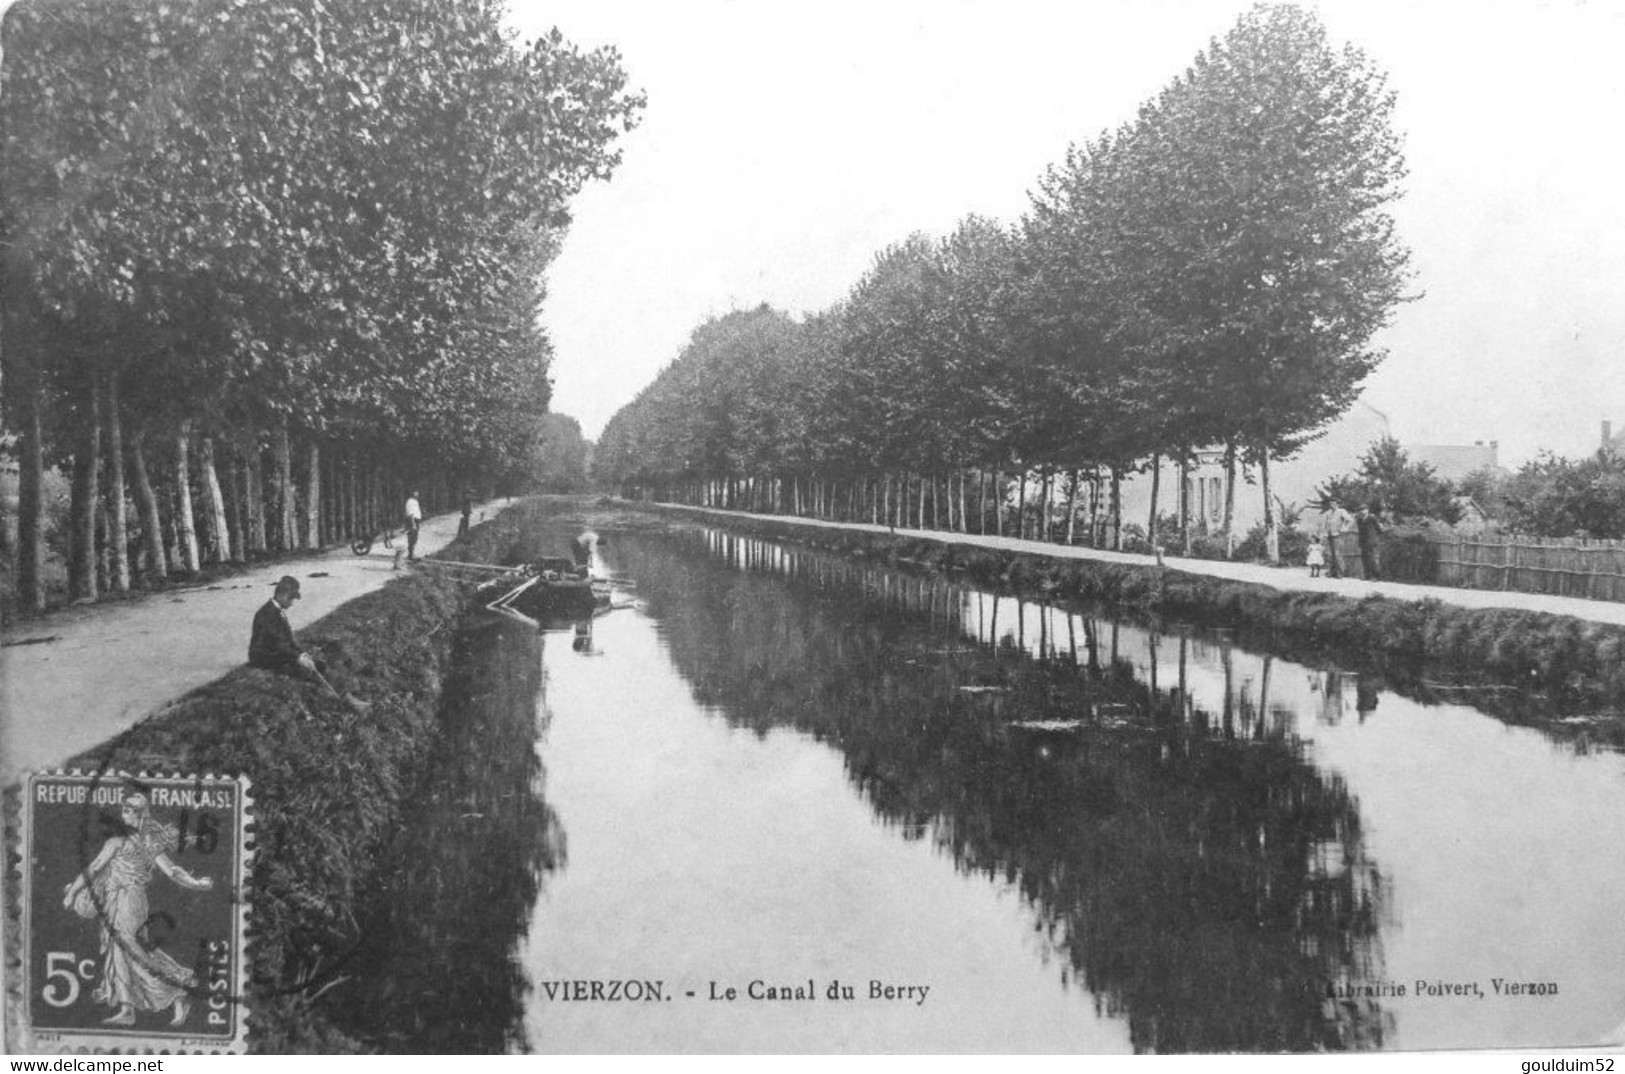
[371,519,1625,1052]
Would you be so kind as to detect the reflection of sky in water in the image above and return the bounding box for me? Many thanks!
[522,606,1133,1053]
[520,526,1625,1052]
[958,584,1625,1050]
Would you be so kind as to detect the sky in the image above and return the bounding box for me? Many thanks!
[502,0,1625,467]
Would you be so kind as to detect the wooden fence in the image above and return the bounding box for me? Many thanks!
[1329,531,1625,603]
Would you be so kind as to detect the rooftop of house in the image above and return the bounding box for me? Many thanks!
[1407,441,1501,481]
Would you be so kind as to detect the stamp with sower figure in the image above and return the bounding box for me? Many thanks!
[12,771,252,1053]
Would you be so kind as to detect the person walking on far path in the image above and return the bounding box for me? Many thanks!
[404,489,423,561]
[458,492,472,538]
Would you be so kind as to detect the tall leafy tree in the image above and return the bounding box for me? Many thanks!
[1138,3,1412,559]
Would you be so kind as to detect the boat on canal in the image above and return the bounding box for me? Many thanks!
[480,556,612,624]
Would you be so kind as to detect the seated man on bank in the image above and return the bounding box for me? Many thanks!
[249,576,368,712]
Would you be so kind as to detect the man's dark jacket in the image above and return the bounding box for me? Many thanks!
[249,600,302,670]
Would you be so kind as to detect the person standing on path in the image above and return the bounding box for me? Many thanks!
[1355,505,1383,580]
[1306,537,1326,578]
[458,492,472,538]
[404,489,423,561]
[571,529,600,570]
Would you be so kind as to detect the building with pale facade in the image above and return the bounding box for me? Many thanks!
[1116,401,1393,537]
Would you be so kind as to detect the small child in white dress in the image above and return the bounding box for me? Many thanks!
[1306,537,1326,578]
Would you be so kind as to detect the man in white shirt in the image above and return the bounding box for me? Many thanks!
[404,490,422,561]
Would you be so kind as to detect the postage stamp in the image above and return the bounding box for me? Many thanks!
[9,771,252,1053]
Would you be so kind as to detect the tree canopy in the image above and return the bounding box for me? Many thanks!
[1313,437,1461,525]
[2,0,643,608]
[596,3,1411,559]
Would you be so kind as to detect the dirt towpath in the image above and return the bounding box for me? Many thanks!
[1,502,511,784]
[659,503,1625,627]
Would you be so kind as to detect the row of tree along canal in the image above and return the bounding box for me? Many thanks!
[595,6,1409,564]
[0,1,643,612]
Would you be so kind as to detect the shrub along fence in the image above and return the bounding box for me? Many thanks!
[1330,531,1625,603]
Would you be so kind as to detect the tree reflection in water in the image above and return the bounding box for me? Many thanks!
[335,618,563,1053]
[619,528,1392,1053]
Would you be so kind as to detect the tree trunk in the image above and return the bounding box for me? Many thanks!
[340,454,352,540]
[224,447,246,563]
[271,422,295,551]
[1258,655,1274,738]
[11,333,45,610]
[1261,445,1279,564]
[198,435,231,564]
[315,450,330,544]
[160,473,182,573]
[102,372,130,592]
[1089,467,1102,546]
[1147,452,1161,549]
[1178,635,1189,719]
[1110,466,1123,551]
[1016,471,1027,540]
[1041,469,1053,542]
[97,488,114,597]
[245,440,267,554]
[993,469,1004,536]
[1066,469,1079,545]
[173,425,201,573]
[129,434,167,582]
[1179,454,1191,556]
[304,439,321,550]
[1222,442,1237,557]
[68,380,101,601]
[359,465,371,534]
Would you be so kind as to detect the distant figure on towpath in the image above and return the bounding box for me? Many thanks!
[571,529,600,569]
[1355,506,1383,580]
[248,576,368,713]
[404,489,423,561]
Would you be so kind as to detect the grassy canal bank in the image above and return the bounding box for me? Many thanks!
[641,502,1625,712]
[56,500,559,1052]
